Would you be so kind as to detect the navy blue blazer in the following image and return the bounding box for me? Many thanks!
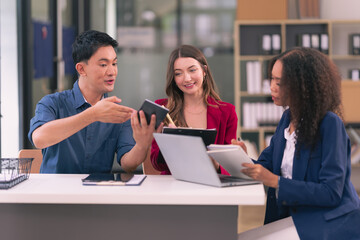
[257,109,360,239]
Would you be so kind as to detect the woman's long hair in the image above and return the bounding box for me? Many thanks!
[165,45,221,127]
[268,47,343,148]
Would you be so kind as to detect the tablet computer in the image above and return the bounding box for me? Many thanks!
[138,99,169,129]
[162,127,217,146]
[81,173,146,186]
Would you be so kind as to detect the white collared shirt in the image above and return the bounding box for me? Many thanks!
[281,125,296,179]
[83,95,104,105]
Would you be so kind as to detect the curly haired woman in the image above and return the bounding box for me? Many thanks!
[237,47,360,239]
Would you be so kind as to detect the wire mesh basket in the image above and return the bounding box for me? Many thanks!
[0,158,33,189]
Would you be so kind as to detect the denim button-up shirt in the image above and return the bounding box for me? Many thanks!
[28,80,135,173]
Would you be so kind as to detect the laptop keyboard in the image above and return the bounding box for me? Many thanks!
[219,175,249,183]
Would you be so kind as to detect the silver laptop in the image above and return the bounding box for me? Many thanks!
[153,133,260,187]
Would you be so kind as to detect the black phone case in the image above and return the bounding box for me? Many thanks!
[138,99,169,128]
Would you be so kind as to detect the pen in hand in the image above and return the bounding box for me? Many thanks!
[162,105,176,127]
[166,114,176,126]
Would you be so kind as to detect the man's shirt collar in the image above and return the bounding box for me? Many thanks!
[73,80,108,108]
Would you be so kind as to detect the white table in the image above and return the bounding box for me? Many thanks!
[0,174,265,240]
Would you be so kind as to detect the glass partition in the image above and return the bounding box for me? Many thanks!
[112,0,236,109]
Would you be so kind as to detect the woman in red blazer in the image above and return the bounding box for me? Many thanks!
[150,45,238,175]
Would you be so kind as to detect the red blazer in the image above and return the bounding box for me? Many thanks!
[151,97,238,175]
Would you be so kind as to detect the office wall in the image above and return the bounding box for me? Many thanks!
[0,0,19,157]
[320,0,360,19]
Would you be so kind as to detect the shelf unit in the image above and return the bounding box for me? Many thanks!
[234,19,360,153]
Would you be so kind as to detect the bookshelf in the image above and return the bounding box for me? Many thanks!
[234,19,360,153]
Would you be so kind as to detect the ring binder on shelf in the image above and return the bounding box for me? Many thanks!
[349,69,360,81]
[298,34,311,48]
[271,34,281,55]
[311,34,320,51]
[261,34,272,55]
[320,34,329,54]
[349,34,360,55]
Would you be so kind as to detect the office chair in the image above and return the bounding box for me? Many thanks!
[142,148,160,175]
[18,149,42,173]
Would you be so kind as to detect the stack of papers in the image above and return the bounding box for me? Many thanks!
[207,144,253,179]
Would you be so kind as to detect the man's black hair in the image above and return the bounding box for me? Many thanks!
[72,30,118,64]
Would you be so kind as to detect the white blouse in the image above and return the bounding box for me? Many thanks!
[281,125,296,179]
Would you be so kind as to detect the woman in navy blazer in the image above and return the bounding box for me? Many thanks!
[238,47,360,239]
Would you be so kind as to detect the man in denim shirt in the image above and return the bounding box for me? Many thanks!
[28,30,161,173]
